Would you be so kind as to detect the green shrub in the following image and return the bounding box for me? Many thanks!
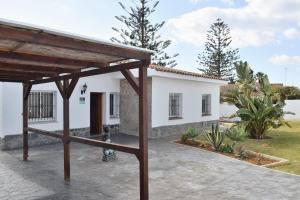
[181,127,198,143]
[225,125,246,141]
[220,143,235,153]
[205,124,225,151]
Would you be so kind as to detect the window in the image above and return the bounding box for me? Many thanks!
[202,94,211,116]
[28,91,57,122]
[169,93,182,119]
[109,93,120,118]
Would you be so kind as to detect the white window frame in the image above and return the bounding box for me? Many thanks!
[109,92,120,119]
[28,90,57,123]
[169,93,183,119]
[202,94,212,116]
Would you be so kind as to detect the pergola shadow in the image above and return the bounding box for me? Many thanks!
[0,19,152,200]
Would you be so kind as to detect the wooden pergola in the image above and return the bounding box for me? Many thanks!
[0,19,152,200]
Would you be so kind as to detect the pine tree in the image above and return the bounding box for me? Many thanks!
[111,0,178,67]
[197,18,239,80]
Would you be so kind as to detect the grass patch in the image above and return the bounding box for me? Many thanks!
[236,121,300,175]
[194,121,300,174]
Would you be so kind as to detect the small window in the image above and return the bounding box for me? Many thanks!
[202,94,211,116]
[28,91,57,122]
[109,93,120,118]
[169,93,182,119]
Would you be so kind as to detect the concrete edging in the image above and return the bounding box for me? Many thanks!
[172,140,293,173]
[245,150,290,168]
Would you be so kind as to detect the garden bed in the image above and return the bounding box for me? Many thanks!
[175,140,289,167]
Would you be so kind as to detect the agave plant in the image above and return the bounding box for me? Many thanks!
[205,124,225,151]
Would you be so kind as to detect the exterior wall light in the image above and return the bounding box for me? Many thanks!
[81,83,88,95]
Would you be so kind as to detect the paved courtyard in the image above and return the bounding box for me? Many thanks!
[1,134,300,200]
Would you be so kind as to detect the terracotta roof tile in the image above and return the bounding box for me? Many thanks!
[149,64,223,80]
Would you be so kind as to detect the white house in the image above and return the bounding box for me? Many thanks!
[0,64,226,149]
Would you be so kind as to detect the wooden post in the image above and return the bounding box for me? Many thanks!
[63,79,70,182]
[139,65,149,200]
[23,83,31,161]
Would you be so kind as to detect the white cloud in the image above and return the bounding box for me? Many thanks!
[168,0,300,48]
[189,0,205,3]
[283,28,300,39]
[189,0,236,4]
[269,55,300,66]
[221,0,236,5]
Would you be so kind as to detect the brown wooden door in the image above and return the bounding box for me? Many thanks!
[90,93,103,135]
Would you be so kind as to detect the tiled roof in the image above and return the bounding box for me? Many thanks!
[149,64,223,80]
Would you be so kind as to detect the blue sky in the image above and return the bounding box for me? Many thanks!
[1,0,300,86]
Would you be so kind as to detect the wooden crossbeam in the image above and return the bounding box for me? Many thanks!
[66,77,79,99]
[25,127,140,156]
[30,60,143,85]
[55,80,65,98]
[69,136,140,156]
[26,127,63,139]
[121,69,139,95]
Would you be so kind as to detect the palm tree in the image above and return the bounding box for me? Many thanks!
[224,61,294,139]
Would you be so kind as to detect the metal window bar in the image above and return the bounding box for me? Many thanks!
[169,93,181,118]
[28,91,56,122]
[109,93,120,118]
[202,94,211,115]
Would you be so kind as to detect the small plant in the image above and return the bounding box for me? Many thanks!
[205,124,225,151]
[225,125,246,141]
[181,127,198,143]
[233,145,248,159]
[220,143,235,153]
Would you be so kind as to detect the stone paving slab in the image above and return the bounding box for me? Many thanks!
[0,134,300,200]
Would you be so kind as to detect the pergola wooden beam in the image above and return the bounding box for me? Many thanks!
[0,51,106,68]
[30,60,144,85]
[66,77,79,99]
[0,74,40,81]
[62,79,71,182]
[121,69,139,95]
[23,83,32,161]
[0,25,151,60]
[0,19,152,200]
[0,62,79,73]
[0,68,57,77]
[138,65,149,200]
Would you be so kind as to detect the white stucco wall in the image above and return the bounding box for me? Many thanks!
[0,68,226,136]
[1,73,120,136]
[151,76,221,128]
[220,100,300,120]
[220,102,239,118]
[283,100,300,120]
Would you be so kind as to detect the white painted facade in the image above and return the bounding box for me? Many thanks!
[0,68,226,137]
[151,76,222,128]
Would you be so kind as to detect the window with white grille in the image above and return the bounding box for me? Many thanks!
[202,94,211,116]
[109,93,120,118]
[169,93,182,119]
[28,91,57,122]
